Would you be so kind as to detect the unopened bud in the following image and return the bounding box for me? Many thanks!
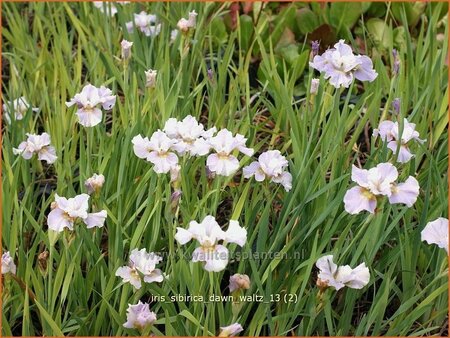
[188,10,197,28]
[392,49,400,76]
[170,165,181,184]
[84,173,105,195]
[310,78,320,95]
[229,273,250,292]
[145,69,157,89]
[311,40,320,57]
[38,250,49,274]
[170,190,182,212]
[392,98,400,115]
[121,39,133,60]
[177,18,191,33]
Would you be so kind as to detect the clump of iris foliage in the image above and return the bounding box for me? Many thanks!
[1,1,448,336]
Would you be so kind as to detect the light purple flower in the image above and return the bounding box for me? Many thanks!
[310,40,378,88]
[243,150,292,191]
[344,163,419,214]
[93,1,117,16]
[175,216,247,272]
[316,255,370,291]
[47,193,107,232]
[310,78,320,95]
[66,84,116,127]
[144,69,157,88]
[163,115,216,156]
[177,10,197,33]
[84,173,105,194]
[207,69,214,81]
[373,118,425,163]
[132,131,179,174]
[392,98,401,114]
[123,301,157,330]
[116,249,164,290]
[392,49,400,75]
[206,129,254,177]
[13,132,57,164]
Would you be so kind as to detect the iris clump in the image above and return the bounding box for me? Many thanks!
[132,116,256,177]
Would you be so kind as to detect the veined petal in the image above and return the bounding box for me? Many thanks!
[219,323,244,337]
[354,55,378,82]
[343,186,376,214]
[143,269,164,283]
[388,176,419,207]
[83,210,107,229]
[38,146,58,164]
[327,69,354,88]
[76,107,103,127]
[116,266,142,289]
[149,151,178,174]
[272,171,292,191]
[47,208,73,232]
[203,245,229,272]
[333,39,353,56]
[208,155,239,176]
[192,247,207,263]
[316,255,338,278]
